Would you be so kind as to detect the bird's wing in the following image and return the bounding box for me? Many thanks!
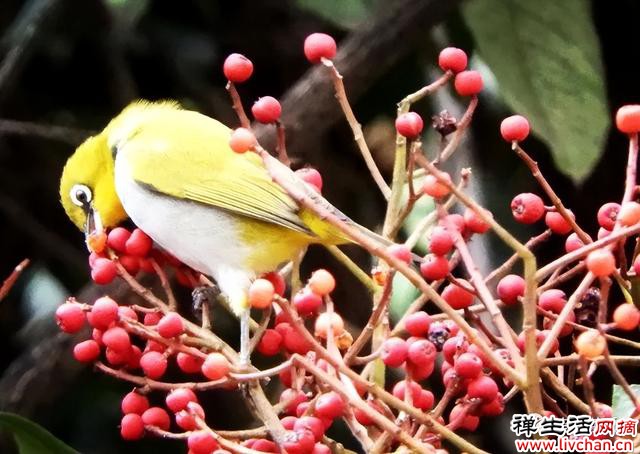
[114,107,315,236]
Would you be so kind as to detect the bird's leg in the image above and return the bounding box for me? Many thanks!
[239,309,251,367]
[191,285,220,325]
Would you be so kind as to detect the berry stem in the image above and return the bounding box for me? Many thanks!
[149,258,177,310]
[322,58,391,200]
[275,120,291,167]
[225,81,251,129]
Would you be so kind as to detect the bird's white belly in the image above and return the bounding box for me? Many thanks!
[113,155,252,285]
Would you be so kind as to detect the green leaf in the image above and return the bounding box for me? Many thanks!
[612,384,640,419]
[389,272,420,322]
[0,412,78,454]
[296,0,375,29]
[463,0,609,183]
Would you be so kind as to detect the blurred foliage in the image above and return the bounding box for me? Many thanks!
[0,412,77,454]
[612,384,640,418]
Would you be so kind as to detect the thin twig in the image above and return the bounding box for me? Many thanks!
[0,258,29,302]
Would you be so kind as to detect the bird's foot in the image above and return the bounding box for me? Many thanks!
[191,285,221,312]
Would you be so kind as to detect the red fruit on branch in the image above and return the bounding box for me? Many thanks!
[141,407,170,431]
[91,258,118,284]
[308,269,335,295]
[615,104,640,134]
[223,53,253,83]
[248,278,275,309]
[314,392,344,420]
[454,352,483,379]
[612,304,640,331]
[500,115,530,142]
[102,327,131,353]
[121,391,150,415]
[586,249,616,277]
[429,226,454,255]
[139,351,167,379]
[56,302,86,333]
[229,128,257,153]
[176,352,204,373]
[107,227,131,253]
[295,167,323,193]
[395,112,424,139]
[511,193,545,224]
[188,431,219,454]
[404,311,432,337]
[201,353,230,380]
[157,312,185,338]
[422,173,452,198]
[420,253,449,281]
[166,388,198,413]
[538,289,566,313]
[565,232,586,253]
[454,70,483,96]
[252,96,282,123]
[467,375,498,402]
[73,340,100,362]
[120,414,144,440]
[292,288,322,315]
[597,202,620,230]
[463,207,492,234]
[438,47,468,73]
[125,229,153,257]
[545,210,574,235]
[618,201,640,226]
[496,274,525,306]
[442,281,474,309]
[303,33,337,63]
[380,337,408,367]
[575,330,606,358]
[257,329,283,356]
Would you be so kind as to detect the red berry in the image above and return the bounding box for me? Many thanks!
[380,337,408,367]
[107,227,131,253]
[467,375,498,402]
[176,352,204,374]
[257,329,283,356]
[280,416,297,430]
[597,202,620,230]
[229,127,257,153]
[282,326,312,354]
[618,201,640,226]
[188,431,219,454]
[454,70,483,96]
[118,255,140,275]
[422,173,452,198]
[392,380,422,403]
[308,269,335,295]
[252,96,282,123]
[454,352,483,379]
[73,340,100,362]
[303,33,337,63]
[166,388,198,413]
[613,303,640,330]
[511,193,545,224]
[442,336,469,364]
[441,213,465,233]
[118,306,137,321]
[120,414,144,440]
[420,253,449,281]
[103,326,131,353]
[496,274,525,306]
[282,429,315,454]
[249,278,275,309]
[106,347,129,366]
[262,271,286,296]
[125,229,153,257]
[404,311,432,337]
[91,258,117,284]
[480,393,505,417]
[175,406,203,431]
[586,249,616,277]
[429,226,454,255]
[565,232,586,253]
[56,302,86,333]
[315,392,344,420]
[292,288,323,315]
[615,105,640,134]
[500,115,530,142]
[450,404,479,431]
[280,389,308,416]
[441,281,474,309]
[463,207,492,234]
[121,391,150,415]
[407,338,437,367]
[141,407,170,431]
[416,389,435,410]
[294,416,325,441]
[295,167,323,193]
[545,210,574,235]
[223,53,253,83]
[139,351,167,379]
[395,112,424,139]
[143,311,161,326]
[157,312,185,338]
[387,243,412,265]
[438,47,468,73]
[89,296,119,330]
[201,353,230,380]
[538,289,566,314]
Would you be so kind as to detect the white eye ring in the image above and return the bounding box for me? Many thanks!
[70,184,92,207]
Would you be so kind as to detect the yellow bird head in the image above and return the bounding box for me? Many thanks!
[59,132,128,237]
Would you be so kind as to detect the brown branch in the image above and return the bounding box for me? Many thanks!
[0,258,29,302]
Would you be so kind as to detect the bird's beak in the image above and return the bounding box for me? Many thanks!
[84,205,106,253]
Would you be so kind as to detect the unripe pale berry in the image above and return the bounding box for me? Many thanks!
[612,303,640,331]
[500,115,530,142]
[249,278,275,309]
[404,311,432,337]
[511,193,545,224]
[56,302,86,333]
[303,33,337,63]
[545,210,574,235]
[223,53,253,83]
[380,337,408,367]
[157,312,185,338]
[615,105,640,134]
[229,127,257,153]
[395,112,424,139]
[438,47,468,73]
[420,253,449,281]
[442,281,474,309]
[308,269,335,295]
[586,249,616,277]
[575,330,606,358]
[618,201,640,226]
[252,96,282,123]
[422,173,452,198]
[496,274,525,306]
[73,340,100,362]
[454,70,483,96]
[201,353,230,380]
[429,226,454,255]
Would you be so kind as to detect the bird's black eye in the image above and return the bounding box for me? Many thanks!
[70,184,92,208]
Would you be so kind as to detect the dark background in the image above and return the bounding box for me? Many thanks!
[1,0,640,452]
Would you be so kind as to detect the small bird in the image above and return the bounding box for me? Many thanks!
[60,100,381,361]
